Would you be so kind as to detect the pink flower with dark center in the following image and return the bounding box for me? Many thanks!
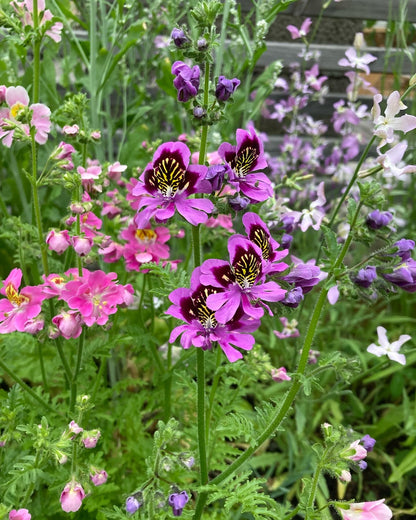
[133,141,213,227]
[0,86,51,147]
[338,499,392,520]
[167,267,260,362]
[121,223,170,271]
[60,270,133,326]
[200,236,286,323]
[0,268,47,333]
[60,482,85,513]
[218,126,273,202]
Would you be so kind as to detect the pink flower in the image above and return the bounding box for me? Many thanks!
[46,229,71,254]
[338,47,377,75]
[338,499,392,520]
[9,509,31,520]
[345,439,367,461]
[372,91,416,147]
[273,317,299,339]
[107,161,127,181]
[121,224,170,272]
[11,0,63,42]
[376,141,416,178]
[90,130,101,140]
[0,86,51,147]
[60,270,132,326]
[77,165,102,190]
[205,214,235,233]
[68,421,83,435]
[90,468,108,486]
[60,482,85,513]
[0,268,47,333]
[62,124,79,136]
[71,236,93,257]
[286,18,312,39]
[52,310,83,339]
[82,429,101,448]
[271,367,291,382]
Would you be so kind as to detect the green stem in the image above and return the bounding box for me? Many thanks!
[197,348,208,486]
[306,448,330,516]
[32,0,40,103]
[0,356,60,416]
[70,328,86,412]
[206,346,222,442]
[37,341,48,392]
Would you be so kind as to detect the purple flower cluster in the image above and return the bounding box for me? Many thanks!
[166,213,288,362]
[382,239,416,292]
[171,61,200,102]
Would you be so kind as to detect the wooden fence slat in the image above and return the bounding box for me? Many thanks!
[256,42,415,75]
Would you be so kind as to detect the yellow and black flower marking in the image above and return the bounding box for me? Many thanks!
[5,283,28,306]
[250,227,272,260]
[233,146,259,178]
[148,155,186,197]
[233,251,261,289]
[192,287,218,330]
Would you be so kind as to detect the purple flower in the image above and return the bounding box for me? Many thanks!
[281,256,326,294]
[133,142,213,227]
[167,267,260,362]
[382,258,416,292]
[218,126,272,202]
[171,61,200,102]
[206,164,227,192]
[229,194,250,211]
[358,460,368,470]
[171,28,189,48]
[168,491,189,517]
[215,76,240,102]
[361,434,376,452]
[242,212,288,275]
[200,236,286,323]
[338,47,377,75]
[126,495,141,514]
[282,287,304,308]
[393,239,415,260]
[366,209,393,230]
[355,266,377,288]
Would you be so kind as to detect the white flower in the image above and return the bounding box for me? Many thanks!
[367,326,411,365]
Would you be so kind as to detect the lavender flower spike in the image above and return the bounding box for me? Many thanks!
[172,61,200,102]
[218,126,273,202]
[133,141,213,228]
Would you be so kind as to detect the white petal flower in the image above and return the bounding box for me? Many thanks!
[367,326,411,365]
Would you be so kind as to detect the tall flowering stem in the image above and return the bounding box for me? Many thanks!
[194,60,211,489]
[32,0,40,103]
[192,203,365,519]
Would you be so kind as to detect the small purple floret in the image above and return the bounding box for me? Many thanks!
[172,61,200,102]
[215,76,241,102]
[126,496,141,514]
[169,491,189,517]
[361,434,376,452]
[171,28,189,48]
[354,266,377,288]
[366,209,393,230]
[394,238,415,260]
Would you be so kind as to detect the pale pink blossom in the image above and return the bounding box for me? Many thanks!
[60,482,85,513]
[90,468,108,486]
[271,367,291,382]
[52,310,83,339]
[46,229,71,254]
[345,439,367,461]
[71,236,93,256]
[286,18,312,40]
[11,0,63,42]
[273,317,299,339]
[376,140,416,178]
[289,182,326,232]
[107,161,127,181]
[327,284,340,305]
[0,86,51,147]
[372,91,416,147]
[338,48,377,75]
[9,509,31,520]
[367,326,411,365]
[62,124,79,136]
[68,421,83,435]
[82,429,101,448]
[338,499,392,520]
[205,214,235,233]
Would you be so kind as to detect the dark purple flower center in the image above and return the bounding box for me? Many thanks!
[190,286,218,329]
[149,154,187,198]
[233,146,259,178]
[233,251,261,288]
[250,227,272,260]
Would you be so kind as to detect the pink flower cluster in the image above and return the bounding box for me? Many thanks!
[0,267,133,338]
[11,0,63,42]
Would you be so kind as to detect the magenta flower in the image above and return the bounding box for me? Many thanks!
[286,18,312,39]
[218,126,273,202]
[167,268,260,362]
[171,61,200,102]
[242,212,288,275]
[82,429,101,448]
[215,76,241,102]
[133,142,213,227]
[60,270,133,326]
[121,223,170,271]
[60,482,85,513]
[0,86,51,147]
[9,509,31,520]
[0,268,47,334]
[338,499,392,520]
[200,236,286,323]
